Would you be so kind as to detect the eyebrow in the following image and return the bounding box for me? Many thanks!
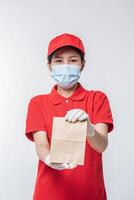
[53,55,63,59]
[69,55,79,58]
[53,55,79,59]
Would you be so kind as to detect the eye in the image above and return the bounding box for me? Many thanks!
[55,59,62,63]
[71,59,78,62]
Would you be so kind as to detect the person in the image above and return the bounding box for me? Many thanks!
[25,33,114,200]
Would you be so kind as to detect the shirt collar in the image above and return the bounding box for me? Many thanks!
[49,82,87,105]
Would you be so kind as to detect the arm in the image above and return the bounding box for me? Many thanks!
[33,130,50,162]
[33,130,76,170]
[65,109,109,153]
[87,123,108,153]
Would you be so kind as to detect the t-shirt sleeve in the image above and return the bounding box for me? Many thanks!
[92,91,114,133]
[25,97,47,142]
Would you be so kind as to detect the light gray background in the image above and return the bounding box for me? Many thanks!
[1,0,134,199]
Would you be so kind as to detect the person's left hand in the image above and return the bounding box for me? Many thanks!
[64,109,95,137]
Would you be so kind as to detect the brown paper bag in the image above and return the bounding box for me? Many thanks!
[49,117,87,165]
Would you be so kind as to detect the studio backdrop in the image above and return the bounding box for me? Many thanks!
[0,0,134,199]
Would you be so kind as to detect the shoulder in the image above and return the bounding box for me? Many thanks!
[87,89,109,101]
[28,93,50,105]
[26,94,51,113]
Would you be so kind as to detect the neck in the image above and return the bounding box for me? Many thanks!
[56,83,79,98]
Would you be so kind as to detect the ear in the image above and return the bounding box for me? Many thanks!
[81,60,86,71]
[47,63,52,72]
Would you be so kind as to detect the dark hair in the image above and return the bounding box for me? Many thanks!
[47,46,85,63]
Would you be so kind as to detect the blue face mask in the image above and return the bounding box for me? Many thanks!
[51,64,81,89]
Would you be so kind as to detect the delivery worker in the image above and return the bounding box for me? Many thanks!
[25,33,114,200]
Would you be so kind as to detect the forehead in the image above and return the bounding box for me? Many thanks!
[52,46,80,58]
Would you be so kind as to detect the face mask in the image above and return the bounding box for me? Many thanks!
[51,64,81,89]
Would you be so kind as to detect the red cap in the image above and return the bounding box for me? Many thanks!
[47,33,85,56]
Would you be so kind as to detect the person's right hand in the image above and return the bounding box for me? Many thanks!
[44,154,77,170]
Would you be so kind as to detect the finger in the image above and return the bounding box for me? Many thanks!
[62,163,70,169]
[65,109,84,121]
[51,166,65,170]
[67,109,80,122]
[67,161,77,169]
[79,113,89,121]
[68,163,77,169]
[50,165,65,170]
[51,163,69,170]
[65,109,80,120]
[71,110,84,122]
[64,110,73,120]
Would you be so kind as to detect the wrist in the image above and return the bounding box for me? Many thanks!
[87,124,95,138]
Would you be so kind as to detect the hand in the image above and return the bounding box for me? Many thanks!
[65,109,95,137]
[44,154,77,170]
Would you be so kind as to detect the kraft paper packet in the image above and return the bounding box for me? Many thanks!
[49,117,87,165]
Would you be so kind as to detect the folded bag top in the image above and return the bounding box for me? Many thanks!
[51,117,87,141]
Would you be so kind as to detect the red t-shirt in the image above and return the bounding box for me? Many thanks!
[25,82,114,200]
